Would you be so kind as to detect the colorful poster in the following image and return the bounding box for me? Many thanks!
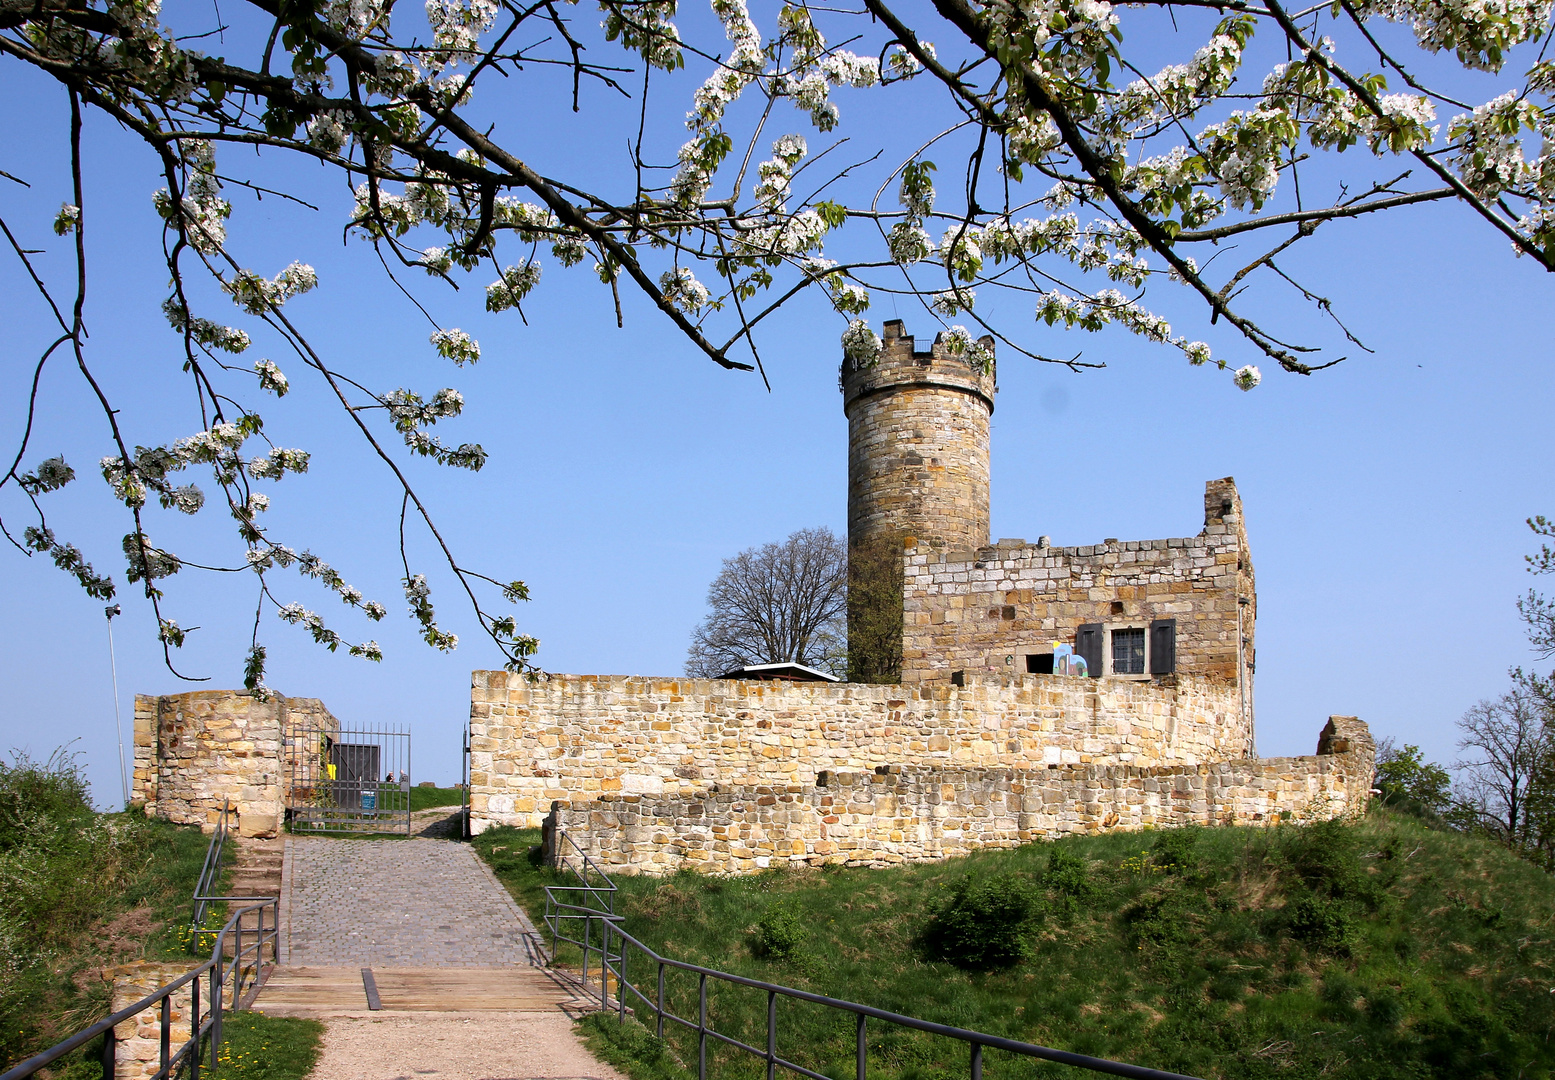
[1052,643,1088,678]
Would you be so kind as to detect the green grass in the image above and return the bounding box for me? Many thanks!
[408,785,465,811]
[476,813,1555,1080]
[207,1011,324,1080]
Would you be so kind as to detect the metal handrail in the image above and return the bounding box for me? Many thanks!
[542,829,617,958]
[540,863,1205,1080]
[1,898,279,1080]
[190,801,232,931]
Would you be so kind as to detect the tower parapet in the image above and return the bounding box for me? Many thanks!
[841,320,996,554]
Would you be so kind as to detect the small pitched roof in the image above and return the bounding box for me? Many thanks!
[715,662,842,683]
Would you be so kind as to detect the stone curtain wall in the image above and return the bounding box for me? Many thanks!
[549,717,1375,875]
[468,670,1251,832]
[901,478,1256,688]
[133,690,339,838]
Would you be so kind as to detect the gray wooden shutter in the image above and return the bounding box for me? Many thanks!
[1149,618,1176,674]
[1076,624,1103,677]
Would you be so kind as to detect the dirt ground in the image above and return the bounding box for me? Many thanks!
[308,1010,629,1080]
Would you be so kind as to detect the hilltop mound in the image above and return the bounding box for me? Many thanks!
[480,811,1555,1080]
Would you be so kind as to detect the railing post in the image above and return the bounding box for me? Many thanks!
[856,1014,867,1080]
[697,972,708,1080]
[190,969,201,1080]
[970,1042,983,1080]
[100,1021,115,1080]
[656,961,665,1039]
[159,995,170,1078]
[211,960,223,1061]
[601,919,611,1010]
[766,990,776,1080]
[582,914,591,990]
[618,940,628,1023]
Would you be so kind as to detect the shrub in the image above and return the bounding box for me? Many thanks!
[922,873,1039,970]
[1043,846,1094,897]
[1150,827,1200,874]
[1121,892,1192,949]
[1287,893,1353,952]
[0,748,92,853]
[750,899,807,960]
[1277,819,1377,907]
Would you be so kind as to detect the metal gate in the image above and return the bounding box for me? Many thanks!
[285,721,412,834]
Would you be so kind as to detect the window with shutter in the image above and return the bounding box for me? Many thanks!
[1149,618,1176,674]
[1076,623,1103,678]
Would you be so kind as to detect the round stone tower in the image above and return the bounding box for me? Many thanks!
[841,320,996,553]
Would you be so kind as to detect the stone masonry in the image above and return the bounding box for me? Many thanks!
[843,319,997,554]
[133,689,339,838]
[548,716,1374,875]
[104,962,206,1080]
[468,670,1252,833]
[902,478,1255,689]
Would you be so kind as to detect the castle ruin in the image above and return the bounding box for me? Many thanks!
[467,321,1375,872]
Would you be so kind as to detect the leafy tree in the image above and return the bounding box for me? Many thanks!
[846,537,903,684]
[3,0,1553,684]
[685,527,847,677]
[1375,738,1455,818]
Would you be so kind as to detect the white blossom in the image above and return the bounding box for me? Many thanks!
[887,222,933,264]
[1234,365,1262,391]
[431,328,481,364]
[485,261,542,311]
[660,267,712,313]
[841,319,882,367]
[223,262,318,315]
[931,289,973,316]
[254,359,289,396]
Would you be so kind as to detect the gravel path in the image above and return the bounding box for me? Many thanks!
[306,1012,628,1080]
[284,835,541,967]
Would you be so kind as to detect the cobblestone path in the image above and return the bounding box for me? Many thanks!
[283,835,542,967]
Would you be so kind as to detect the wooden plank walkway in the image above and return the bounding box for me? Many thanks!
[255,965,588,1017]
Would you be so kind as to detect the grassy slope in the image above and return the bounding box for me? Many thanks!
[475,813,1555,1080]
[408,785,465,811]
[1,812,326,1079]
[1,815,214,1069]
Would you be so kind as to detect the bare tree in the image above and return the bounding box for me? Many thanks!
[1521,516,1555,664]
[686,528,847,678]
[1456,679,1552,846]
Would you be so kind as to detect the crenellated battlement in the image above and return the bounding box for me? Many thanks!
[840,318,997,416]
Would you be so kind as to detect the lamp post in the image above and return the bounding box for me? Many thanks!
[105,603,128,809]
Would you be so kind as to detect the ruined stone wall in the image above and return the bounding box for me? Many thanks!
[468,670,1251,832]
[133,690,338,838]
[105,962,208,1080]
[843,319,997,554]
[549,717,1374,875]
[902,478,1255,692]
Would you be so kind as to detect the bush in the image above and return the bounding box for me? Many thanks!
[1043,846,1094,897]
[1277,819,1376,907]
[921,873,1039,970]
[750,899,807,960]
[1287,893,1353,952]
[1150,827,1200,874]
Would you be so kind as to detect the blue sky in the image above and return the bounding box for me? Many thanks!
[0,0,1551,804]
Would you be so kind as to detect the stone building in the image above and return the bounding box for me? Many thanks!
[466,321,1374,871]
[132,690,339,838]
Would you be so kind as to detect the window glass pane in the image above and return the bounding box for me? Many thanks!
[1112,628,1145,675]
